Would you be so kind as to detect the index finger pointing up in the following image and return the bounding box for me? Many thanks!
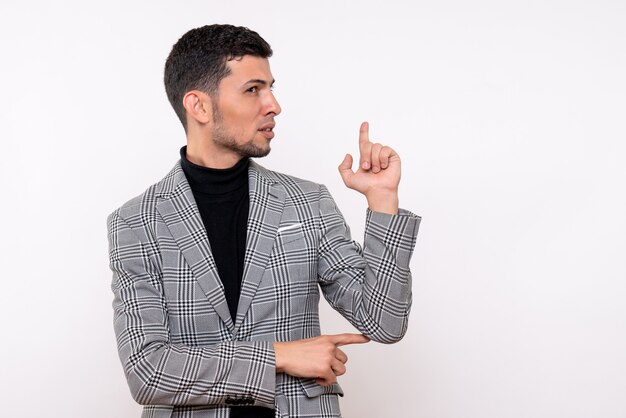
[359,121,372,170]
[359,121,370,146]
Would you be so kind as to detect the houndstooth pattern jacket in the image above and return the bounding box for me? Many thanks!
[107,159,420,418]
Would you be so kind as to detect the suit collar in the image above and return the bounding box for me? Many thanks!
[155,159,285,334]
[154,159,278,198]
[154,161,234,330]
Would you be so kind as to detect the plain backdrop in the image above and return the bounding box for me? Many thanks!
[1,1,625,417]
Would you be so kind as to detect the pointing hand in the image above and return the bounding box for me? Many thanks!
[338,122,401,214]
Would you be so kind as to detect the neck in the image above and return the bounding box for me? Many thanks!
[186,126,241,168]
[186,142,242,169]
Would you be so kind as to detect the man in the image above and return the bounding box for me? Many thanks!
[108,24,420,418]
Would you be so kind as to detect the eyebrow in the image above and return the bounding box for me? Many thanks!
[243,79,276,87]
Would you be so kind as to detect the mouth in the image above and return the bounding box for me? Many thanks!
[258,123,275,139]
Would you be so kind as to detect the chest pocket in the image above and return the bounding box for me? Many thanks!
[276,222,305,245]
[270,222,317,280]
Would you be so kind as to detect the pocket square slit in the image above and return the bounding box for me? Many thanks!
[277,223,302,233]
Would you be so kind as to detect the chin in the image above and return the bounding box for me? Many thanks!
[250,147,271,158]
[237,141,270,159]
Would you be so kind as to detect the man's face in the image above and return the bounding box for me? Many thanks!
[211,55,281,158]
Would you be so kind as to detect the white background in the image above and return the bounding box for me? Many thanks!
[1,1,625,417]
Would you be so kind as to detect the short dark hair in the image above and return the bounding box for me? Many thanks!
[164,24,273,131]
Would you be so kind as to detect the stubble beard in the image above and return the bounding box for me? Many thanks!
[211,102,271,159]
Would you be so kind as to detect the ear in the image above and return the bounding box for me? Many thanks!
[182,90,213,126]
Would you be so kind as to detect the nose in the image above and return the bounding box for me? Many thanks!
[265,91,281,116]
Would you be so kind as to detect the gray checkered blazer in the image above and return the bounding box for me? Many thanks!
[107,160,420,418]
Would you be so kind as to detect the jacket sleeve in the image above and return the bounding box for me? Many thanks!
[107,211,276,407]
[316,185,421,343]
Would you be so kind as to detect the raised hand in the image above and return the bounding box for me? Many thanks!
[338,122,401,214]
[273,333,370,386]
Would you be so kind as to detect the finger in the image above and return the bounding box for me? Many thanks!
[330,358,347,376]
[338,153,354,186]
[359,121,370,146]
[316,369,337,386]
[335,347,348,364]
[328,333,370,347]
[359,140,372,171]
[359,122,371,170]
[379,146,394,169]
[370,143,383,173]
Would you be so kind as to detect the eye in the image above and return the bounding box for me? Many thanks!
[246,86,258,93]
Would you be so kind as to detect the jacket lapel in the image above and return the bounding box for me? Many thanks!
[234,160,285,333]
[155,162,234,331]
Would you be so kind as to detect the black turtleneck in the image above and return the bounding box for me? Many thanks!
[180,146,249,322]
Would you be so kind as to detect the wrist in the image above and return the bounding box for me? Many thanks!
[273,341,286,373]
[366,189,399,215]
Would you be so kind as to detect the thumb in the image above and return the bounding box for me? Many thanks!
[338,153,354,186]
